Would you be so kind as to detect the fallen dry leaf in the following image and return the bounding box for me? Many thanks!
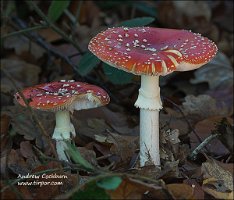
[167,183,195,199]
[108,177,170,200]
[1,58,41,95]
[160,107,190,136]
[7,149,30,175]
[206,85,233,114]
[191,52,233,90]
[3,33,45,59]
[182,95,231,122]
[158,1,212,33]
[20,141,36,159]
[38,28,62,43]
[0,181,33,199]
[202,178,234,199]
[201,157,233,199]
[94,131,138,168]
[183,179,205,199]
[159,160,180,180]
[74,106,139,137]
[0,114,11,136]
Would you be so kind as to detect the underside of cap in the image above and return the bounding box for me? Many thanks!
[88,27,218,76]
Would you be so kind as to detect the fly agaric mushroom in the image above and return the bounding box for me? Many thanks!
[88,27,218,167]
[15,80,110,161]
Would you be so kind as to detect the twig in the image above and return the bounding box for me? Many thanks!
[26,0,83,54]
[1,24,46,40]
[1,68,58,160]
[71,0,83,38]
[96,154,112,161]
[11,17,81,74]
[189,133,220,160]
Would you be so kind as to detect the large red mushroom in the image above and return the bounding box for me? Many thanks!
[88,27,218,167]
[15,80,110,161]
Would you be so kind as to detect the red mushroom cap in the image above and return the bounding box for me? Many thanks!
[15,80,110,111]
[88,27,218,76]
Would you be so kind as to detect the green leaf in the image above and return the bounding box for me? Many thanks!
[102,63,134,85]
[97,176,122,190]
[65,142,94,171]
[76,52,101,76]
[71,182,110,200]
[118,17,155,27]
[48,0,70,22]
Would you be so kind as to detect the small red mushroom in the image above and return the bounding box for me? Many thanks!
[88,27,218,167]
[15,80,110,161]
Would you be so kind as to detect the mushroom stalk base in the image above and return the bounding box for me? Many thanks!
[56,140,69,162]
[140,109,160,166]
[135,75,162,167]
[52,111,76,161]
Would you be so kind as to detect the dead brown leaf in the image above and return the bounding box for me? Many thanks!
[108,177,171,200]
[38,28,62,43]
[191,52,233,90]
[159,160,180,180]
[158,1,212,34]
[167,183,195,199]
[182,95,231,122]
[74,106,139,136]
[7,149,30,175]
[1,58,41,94]
[20,141,36,159]
[183,179,205,199]
[3,34,45,59]
[0,114,12,156]
[160,108,189,136]
[202,178,234,199]
[0,181,33,200]
[0,114,11,136]
[94,131,138,168]
[201,157,233,199]
[207,85,233,115]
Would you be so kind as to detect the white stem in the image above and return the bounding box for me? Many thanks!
[140,109,160,166]
[52,110,76,161]
[135,75,162,167]
[56,140,69,162]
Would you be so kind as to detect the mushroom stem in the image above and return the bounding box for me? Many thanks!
[56,140,69,161]
[135,75,162,166]
[52,110,76,161]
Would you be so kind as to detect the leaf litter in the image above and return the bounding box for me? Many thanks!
[1,1,233,199]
